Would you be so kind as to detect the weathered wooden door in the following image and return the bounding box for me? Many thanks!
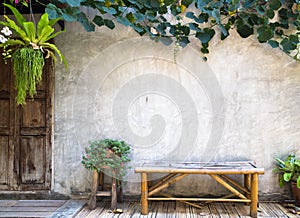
[0,56,53,191]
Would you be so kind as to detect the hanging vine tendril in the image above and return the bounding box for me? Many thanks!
[12,47,44,105]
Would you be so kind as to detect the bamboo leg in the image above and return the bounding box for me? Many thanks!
[141,173,148,215]
[111,177,117,209]
[250,173,258,218]
[88,170,99,210]
[244,174,251,205]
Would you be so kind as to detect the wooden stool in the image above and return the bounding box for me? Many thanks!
[88,170,122,210]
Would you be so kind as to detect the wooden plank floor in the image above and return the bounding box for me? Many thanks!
[0,200,66,217]
[0,199,86,217]
[75,200,300,218]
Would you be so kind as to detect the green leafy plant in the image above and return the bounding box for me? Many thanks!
[274,154,300,188]
[81,139,131,178]
[45,0,300,60]
[0,3,67,105]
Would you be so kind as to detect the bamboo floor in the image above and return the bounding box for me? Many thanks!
[75,200,300,218]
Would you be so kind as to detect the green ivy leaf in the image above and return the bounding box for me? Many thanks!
[243,0,256,9]
[58,0,85,7]
[45,3,62,19]
[236,23,253,38]
[186,11,195,19]
[289,34,299,43]
[280,38,297,51]
[266,9,275,19]
[178,36,190,47]
[62,12,78,22]
[104,19,115,29]
[256,5,266,15]
[196,28,215,44]
[134,13,145,22]
[93,15,104,27]
[257,26,274,42]
[268,40,279,48]
[159,36,173,46]
[219,24,228,37]
[196,13,209,23]
[201,43,209,53]
[77,12,95,32]
[189,22,200,31]
[126,12,136,23]
[269,0,282,11]
[131,23,144,33]
[180,25,190,36]
[116,16,131,26]
[212,8,221,24]
[102,6,117,15]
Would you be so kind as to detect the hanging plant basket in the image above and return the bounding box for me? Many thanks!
[12,47,45,105]
[0,3,67,105]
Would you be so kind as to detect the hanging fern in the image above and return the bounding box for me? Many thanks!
[0,4,67,105]
[12,47,44,105]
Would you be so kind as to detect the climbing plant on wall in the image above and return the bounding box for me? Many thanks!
[44,0,300,60]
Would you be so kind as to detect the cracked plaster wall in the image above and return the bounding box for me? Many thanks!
[53,20,300,199]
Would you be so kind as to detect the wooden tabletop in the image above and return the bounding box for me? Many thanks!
[134,161,265,174]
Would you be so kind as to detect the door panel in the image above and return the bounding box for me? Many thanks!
[20,137,45,185]
[21,100,46,129]
[0,136,9,186]
[0,55,53,191]
[0,56,13,190]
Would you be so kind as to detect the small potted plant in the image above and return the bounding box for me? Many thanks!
[274,153,300,206]
[82,139,131,209]
[0,3,67,105]
[81,138,131,178]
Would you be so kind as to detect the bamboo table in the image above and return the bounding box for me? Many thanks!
[134,161,264,217]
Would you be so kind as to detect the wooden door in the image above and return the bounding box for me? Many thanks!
[0,56,53,191]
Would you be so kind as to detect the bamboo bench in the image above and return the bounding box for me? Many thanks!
[134,161,265,217]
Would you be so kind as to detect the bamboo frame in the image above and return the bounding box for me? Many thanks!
[141,172,148,215]
[148,197,251,202]
[161,193,204,209]
[149,173,177,192]
[209,174,247,199]
[134,161,264,218]
[219,174,250,194]
[250,173,258,217]
[148,174,188,196]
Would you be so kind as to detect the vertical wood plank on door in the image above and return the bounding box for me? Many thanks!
[0,57,14,190]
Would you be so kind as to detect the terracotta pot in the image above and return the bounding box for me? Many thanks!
[291,181,300,207]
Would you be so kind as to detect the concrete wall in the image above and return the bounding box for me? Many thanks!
[53,19,300,199]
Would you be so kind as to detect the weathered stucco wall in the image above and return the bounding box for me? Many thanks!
[53,19,300,199]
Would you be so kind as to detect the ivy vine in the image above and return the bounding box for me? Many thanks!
[44,0,300,60]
